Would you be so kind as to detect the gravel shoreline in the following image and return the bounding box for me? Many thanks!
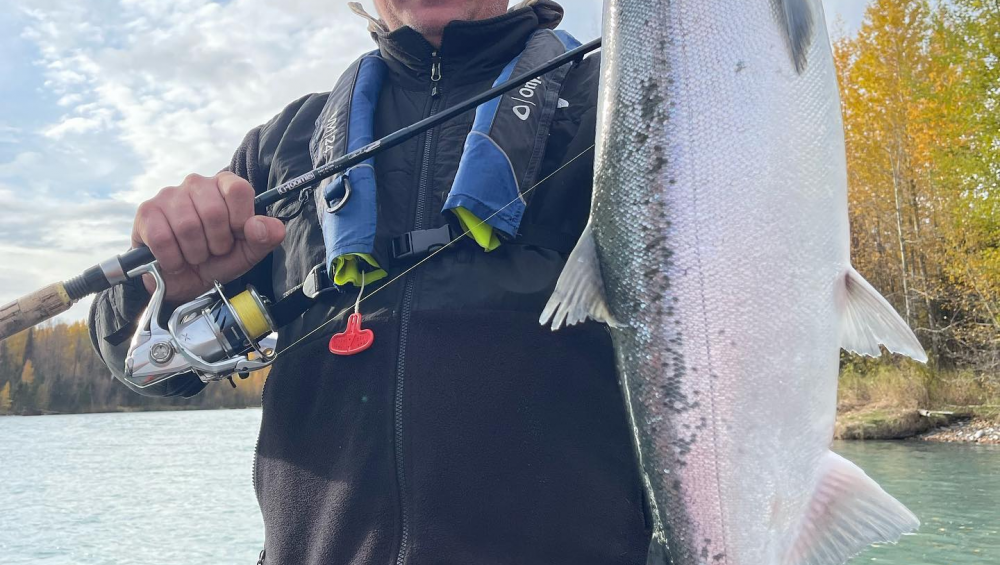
[919,417,1000,444]
[835,407,1000,443]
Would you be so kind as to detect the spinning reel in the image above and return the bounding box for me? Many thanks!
[124,262,278,389]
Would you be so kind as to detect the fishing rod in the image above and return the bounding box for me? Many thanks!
[0,38,602,385]
[0,38,600,339]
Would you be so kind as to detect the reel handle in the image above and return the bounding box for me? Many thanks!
[0,283,75,341]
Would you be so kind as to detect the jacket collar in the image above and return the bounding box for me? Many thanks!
[349,1,565,89]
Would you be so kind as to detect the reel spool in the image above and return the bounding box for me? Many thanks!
[124,263,278,389]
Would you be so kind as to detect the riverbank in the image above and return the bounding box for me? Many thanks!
[835,362,999,442]
[921,417,1000,444]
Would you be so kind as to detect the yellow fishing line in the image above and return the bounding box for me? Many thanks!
[231,290,271,340]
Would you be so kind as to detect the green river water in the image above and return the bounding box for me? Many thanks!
[0,410,996,564]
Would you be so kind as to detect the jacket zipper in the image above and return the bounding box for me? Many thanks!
[394,50,442,565]
[251,367,269,561]
[252,371,268,496]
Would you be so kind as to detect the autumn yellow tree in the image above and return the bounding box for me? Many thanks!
[0,382,11,413]
[924,0,1000,370]
[838,0,944,352]
[836,0,999,373]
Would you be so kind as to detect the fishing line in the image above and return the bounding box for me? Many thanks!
[273,143,597,359]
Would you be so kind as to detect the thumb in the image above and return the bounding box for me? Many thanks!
[240,215,286,264]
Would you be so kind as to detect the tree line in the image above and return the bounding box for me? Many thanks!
[835,0,998,374]
[0,322,265,416]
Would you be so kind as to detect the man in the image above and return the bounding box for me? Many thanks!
[89,1,652,563]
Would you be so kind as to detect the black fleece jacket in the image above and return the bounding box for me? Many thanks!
[89,3,652,563]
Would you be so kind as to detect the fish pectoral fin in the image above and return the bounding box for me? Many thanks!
[785,451,919,565]
[839,267,928,362]
[539,223,618,330]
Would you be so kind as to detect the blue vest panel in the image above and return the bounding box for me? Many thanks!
[310,30,580,285]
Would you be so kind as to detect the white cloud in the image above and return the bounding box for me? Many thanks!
[14,0,377,204]
[0,181,134,324]
[42,115,107,138]
[0,125,21,144]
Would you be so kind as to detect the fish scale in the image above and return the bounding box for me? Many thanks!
[542,1,927,564]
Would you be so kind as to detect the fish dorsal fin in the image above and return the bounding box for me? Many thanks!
[785,451,919,565]
[839,267,928,362]
[540,224,618,330]
[773,0,816,73]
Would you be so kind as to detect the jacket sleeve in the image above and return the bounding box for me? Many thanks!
[88,124,269,398]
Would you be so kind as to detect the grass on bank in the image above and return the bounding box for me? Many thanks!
[835,359,1000,439]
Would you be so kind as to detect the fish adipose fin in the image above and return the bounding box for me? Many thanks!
[772,0,816,73]
[839,267,928,363]
[785,451,919,565]
[540,224,618,330]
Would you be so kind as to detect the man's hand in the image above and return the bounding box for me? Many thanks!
[131,172,286,303]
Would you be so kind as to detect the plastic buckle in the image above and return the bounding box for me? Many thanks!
[390,224,456,261]
[302,263,336,299]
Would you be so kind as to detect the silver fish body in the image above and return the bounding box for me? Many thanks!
[542,1,926,564]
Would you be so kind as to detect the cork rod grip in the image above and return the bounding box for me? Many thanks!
[0,283,75,342]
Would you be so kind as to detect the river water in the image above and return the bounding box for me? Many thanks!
[0,410,996,564]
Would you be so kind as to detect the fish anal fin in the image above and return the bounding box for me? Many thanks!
[839,267,928,363]
[785,451,919,565]
[540,224,618,330]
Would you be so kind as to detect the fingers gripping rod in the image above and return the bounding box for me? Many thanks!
[0,38,601,342]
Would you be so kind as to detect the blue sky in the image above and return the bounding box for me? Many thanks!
[0,0,870,321]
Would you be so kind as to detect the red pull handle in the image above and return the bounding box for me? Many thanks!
[329,313,375,356]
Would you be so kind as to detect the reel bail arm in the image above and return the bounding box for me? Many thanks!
[123,262,278,389]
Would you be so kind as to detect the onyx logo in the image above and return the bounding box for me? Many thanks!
[320,112,340,160]
[511,77,543,121]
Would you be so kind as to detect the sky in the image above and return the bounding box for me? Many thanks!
[0,0,870,322]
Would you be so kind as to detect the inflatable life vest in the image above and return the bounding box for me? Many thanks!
[309,29,581,286]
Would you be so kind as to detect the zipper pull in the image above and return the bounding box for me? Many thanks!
[430,51,442,98]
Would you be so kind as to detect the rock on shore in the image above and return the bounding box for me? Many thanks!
[920,418,1000,444]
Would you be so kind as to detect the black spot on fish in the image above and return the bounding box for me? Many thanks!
[645,235,667,250]
[713,553,726,561]
[652,145,667,172]
[640,79,664,122]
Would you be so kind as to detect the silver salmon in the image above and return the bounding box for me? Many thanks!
[541,1,926,563]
